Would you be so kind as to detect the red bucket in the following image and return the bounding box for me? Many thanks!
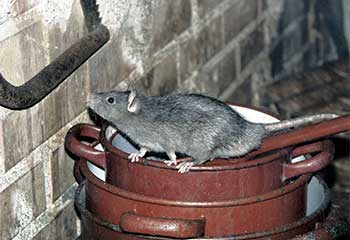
[74,164,335,239]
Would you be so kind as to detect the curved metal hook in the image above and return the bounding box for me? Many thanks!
[0,24,110,110]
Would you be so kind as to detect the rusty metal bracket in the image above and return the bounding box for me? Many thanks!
[0,24,110,110]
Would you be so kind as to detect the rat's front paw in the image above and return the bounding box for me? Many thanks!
[176,161,194,173]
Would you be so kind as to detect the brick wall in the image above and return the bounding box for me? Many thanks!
[0,0,347,239]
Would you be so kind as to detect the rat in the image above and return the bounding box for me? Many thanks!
[87,90,339,173]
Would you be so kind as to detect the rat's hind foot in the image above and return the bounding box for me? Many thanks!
[164,159,177,166]
[176,155,210,173]
[128,148,148,162]
[164,151,177,166]
[176,161,194,173]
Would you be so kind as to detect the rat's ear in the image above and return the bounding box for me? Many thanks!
[127,90,140,113]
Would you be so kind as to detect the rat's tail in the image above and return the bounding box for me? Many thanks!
[264,113,339,132]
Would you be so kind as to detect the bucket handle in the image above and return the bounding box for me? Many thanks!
[120,211,205,239]
[254,115,350,156]
[65,123,106,169]
[282,139,334,181]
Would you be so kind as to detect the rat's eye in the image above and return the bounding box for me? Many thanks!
[106,97,115,104]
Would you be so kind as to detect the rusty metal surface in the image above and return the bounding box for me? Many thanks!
[77,159,309,236]
[0,24,110,110]
[65,122,333,201]
[74,175,337,239]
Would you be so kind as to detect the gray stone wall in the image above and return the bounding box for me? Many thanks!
[0,0,347,239]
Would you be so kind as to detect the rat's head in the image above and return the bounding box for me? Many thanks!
[87,90,141,123]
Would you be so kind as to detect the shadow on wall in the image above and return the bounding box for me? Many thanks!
[270,0,349,78]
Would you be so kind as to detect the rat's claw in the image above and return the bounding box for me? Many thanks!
[128,148,148,163]
[176,162,194,173]
[128,153,140,162]
[164,159,177,166]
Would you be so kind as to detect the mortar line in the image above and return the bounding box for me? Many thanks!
[190,0,200,35]
[235,40,242,83]
[43,152,54,209]
[0,122,5,174]
[175,40,182,87]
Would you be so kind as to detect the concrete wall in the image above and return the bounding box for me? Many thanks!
[0,0,347,239]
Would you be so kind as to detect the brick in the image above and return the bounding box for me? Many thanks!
[261,0,268,11]
[33,202,78,240]
[29,91,58,151]
[177,75,200,94]
[47,0,87,60]
[196,69,220,97]
[240,23,265,70]
[281,27,304,63]
[197,0,224,17]
[139,53,177,95]
[218,48,237,94]
[0,21,47,86]
[180,44,236,96]
[223,0,258,44]
[197,17,224,66]
[179,37,200,81]
[277,0,306,29]
[303,34,338,71]
[0,163,46,240]
[179,16,223,80]
[228,77,253,105]
[89,37,134,92]
[51,145,76,202]
[151,0,191,52]
[2,110,32,171]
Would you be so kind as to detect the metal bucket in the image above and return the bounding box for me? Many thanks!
[74,173,335,239]
[74,158,310,237]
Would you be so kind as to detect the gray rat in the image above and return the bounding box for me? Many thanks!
[87,90,338,173]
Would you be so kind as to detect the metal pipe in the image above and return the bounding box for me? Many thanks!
[0,24,110,110]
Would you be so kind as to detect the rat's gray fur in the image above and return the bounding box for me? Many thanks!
[87,91,338,172]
